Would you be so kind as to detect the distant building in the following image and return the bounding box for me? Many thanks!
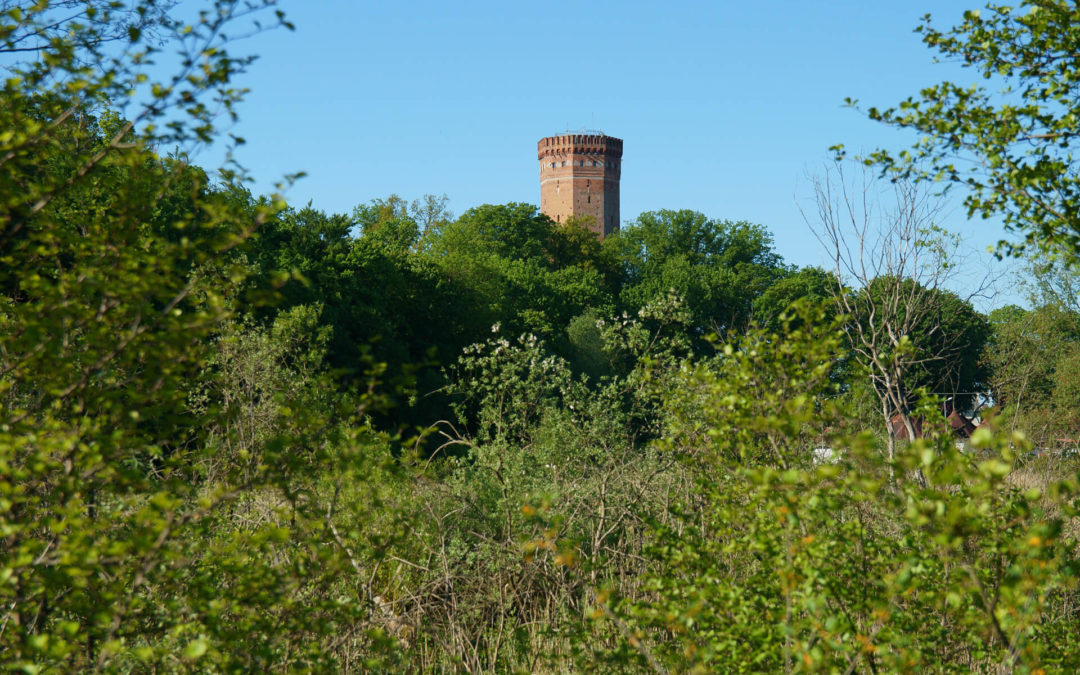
[538,132,622,238]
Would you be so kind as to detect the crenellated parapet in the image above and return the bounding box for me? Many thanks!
[537,134,624,160]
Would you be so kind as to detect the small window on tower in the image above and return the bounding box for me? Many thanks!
[592,161,598,166]
[587,195,591,203]
[561,161,566,167]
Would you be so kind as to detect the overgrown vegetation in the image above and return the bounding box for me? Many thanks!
[3,1,1080,672]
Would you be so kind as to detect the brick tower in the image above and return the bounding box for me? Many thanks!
[538,132,622,238]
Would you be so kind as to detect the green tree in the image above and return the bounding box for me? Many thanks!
[421,203,616,341]
[854,0,1080,259]
[0,2,417,670]
[606,209,786,347]
[0,2,176,58]
[582,309,1080,673]
[867,277,990,404]
[244,200,476,441]
[1023,251,1080,314]
[752,265,838,332]
[983,302,1080,446]
[354,194,420,252]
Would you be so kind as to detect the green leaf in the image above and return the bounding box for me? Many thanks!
[184,639,208,660]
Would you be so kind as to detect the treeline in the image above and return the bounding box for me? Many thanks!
[230,185,1080,452]
[4,1,1080,673]
[227,189,1048,451]
[233,192,838,441]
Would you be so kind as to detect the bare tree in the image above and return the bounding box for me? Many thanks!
[803,160,997,466]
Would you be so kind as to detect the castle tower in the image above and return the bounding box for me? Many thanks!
[538,132,622,238]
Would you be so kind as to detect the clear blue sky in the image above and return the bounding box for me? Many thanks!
[207,0,1019,304]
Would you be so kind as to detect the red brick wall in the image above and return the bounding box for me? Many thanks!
[538,134,622,238]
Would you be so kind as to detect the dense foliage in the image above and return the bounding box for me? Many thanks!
[3,1,1080,672]
[852,0,1080,259]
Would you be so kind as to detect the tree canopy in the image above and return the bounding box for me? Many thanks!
[607,209,787,345]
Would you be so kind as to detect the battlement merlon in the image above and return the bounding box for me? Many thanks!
[537,134,623,160]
